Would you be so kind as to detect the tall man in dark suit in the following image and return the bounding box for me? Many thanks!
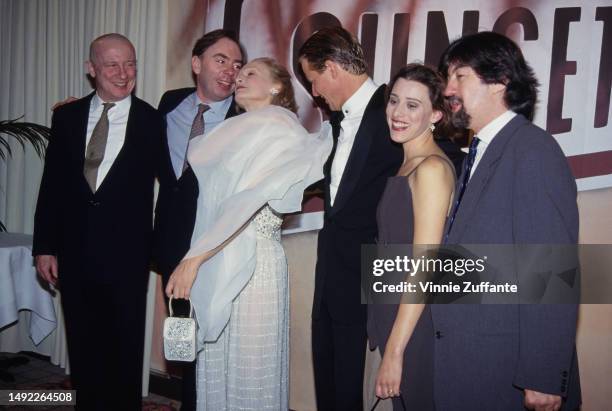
[33,33,163,410]
[298,27,403,410]
[153,29,243,411]
[433,31,580,411]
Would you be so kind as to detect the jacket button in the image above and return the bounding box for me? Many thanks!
[88,200,100,206]
[435,331,443,339]
[173,186,179,192]
[561,371,568,377]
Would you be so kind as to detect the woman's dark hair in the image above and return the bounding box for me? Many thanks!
[388,63,451,133]
[192,29,245,60]
[252,57,298,113]
[438,31,539,120]
[298,26,367,75]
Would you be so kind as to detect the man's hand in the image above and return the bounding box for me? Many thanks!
[524,389,562,411]
[35,255,58,286]
[51,96,78,111]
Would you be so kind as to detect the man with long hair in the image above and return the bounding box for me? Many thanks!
[437,31,580,411]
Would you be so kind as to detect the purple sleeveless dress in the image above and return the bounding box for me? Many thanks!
[368,175,436,411]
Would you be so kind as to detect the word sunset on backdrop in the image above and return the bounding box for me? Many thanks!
[183,0,612,229]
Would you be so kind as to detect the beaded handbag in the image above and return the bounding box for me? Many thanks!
[163,297,197,362]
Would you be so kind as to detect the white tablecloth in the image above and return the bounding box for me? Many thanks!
[0,233,69,370]
[0,233,158,393]
[0,233,57,344]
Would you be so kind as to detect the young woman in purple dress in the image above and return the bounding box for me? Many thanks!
[372,64,456,410]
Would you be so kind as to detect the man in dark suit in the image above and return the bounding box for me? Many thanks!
[433,31,580,411]
[152,29,243,411]
[298,27,403,410]
[33,33,163,410]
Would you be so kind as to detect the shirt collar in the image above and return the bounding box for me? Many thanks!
[341,78,378,120]
[190,92,233,116]
[92,93,131,112]
[475,110,516,146]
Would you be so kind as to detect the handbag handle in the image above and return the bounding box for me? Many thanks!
[370,394,406,410]
[168,296,194,318]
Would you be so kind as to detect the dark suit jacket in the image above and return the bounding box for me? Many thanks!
[33,93,164,289]
[433,114,580,410]
[153,88,238,281]
[436,135,465,176]
[313,85,403,324]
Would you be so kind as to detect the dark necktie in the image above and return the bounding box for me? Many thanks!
[324,111,344,209]
[84,102,115,192]
[326,110,344,168]
[445,136,480,240]
[182,103,210,173]
[329,110,344,141]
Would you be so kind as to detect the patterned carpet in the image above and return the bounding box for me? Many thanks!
[0,352,179,410]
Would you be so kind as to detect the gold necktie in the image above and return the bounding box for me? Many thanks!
[84,102,115,192]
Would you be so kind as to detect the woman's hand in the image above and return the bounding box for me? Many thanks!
[375,350,403,399]
[165,257,202,299]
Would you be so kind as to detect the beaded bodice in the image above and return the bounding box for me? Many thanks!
[253,205,283,241]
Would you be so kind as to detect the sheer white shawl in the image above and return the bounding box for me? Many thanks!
[184,105,331,344]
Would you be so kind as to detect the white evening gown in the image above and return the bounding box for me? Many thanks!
[196,206,288,410]
[183,106,331,411]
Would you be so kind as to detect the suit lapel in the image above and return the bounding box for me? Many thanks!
[74,93,94,168]
[95,96,140,194]
[330,86,385,216]
[163,93,236,184]
[323,127,339,214]
[225,97,239,119]
[71,93,95,194]
[446,115,528,242]
[159,90,194,184]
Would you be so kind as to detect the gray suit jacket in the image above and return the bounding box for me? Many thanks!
[431,114,580,410]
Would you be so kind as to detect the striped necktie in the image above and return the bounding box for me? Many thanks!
[445,136,480,241]
[182,103,210,174]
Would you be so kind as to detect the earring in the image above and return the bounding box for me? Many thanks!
[270,88,279,96]
[429,124,436,132]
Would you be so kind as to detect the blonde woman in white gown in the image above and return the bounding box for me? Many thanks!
[165,57,331,411]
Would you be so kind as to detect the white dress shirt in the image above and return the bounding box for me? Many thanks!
[329,78,378,205]
[84,94,131,190]
[469,110,516,180]
[166,92,232,178]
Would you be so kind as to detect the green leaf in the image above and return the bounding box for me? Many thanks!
[0,116,50,160]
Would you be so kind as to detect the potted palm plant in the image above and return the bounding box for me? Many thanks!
[0,116,50,231]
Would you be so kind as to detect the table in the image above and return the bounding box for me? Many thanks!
[0,233,57,340]
[0,233,161,395]
[0,233,69,371]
